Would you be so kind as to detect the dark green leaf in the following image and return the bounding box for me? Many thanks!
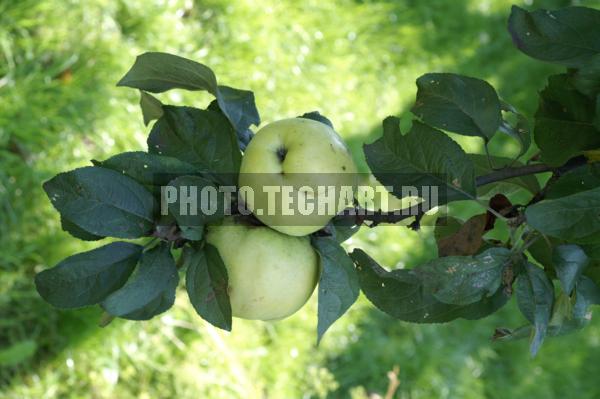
[527,235,559,267]
[139,91,164,126]
[351,249,510,323]
[508,6,600,68]
[545,165,600,199]
[216,85,260,134]
[411,73,502,140]
[328,214,360,243]
[299,111,334,129]
[60,216,104,241]
[43,166,156,239]
[95,151,198,189]
[571,54,600,98]
[148,106,241,186]
[364,117,476,203]
[534,74,600,166]
[552,244,590,295]
[515,262,554,356]
[117,52,218,94]
[167,175,226,227]
[470,154,540,197]
[499,101,531,158]
[311,237,359,343]
[185,244,232,330]
[180,226,204,241]
[416,247,511,305]
[573,275,600,319]
[525,187,600,242]
[35,242,142,308]
[102,242,179,320]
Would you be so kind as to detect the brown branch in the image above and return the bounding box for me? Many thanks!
[349,155,589,226]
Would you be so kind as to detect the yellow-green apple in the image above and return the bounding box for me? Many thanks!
[206,217,319,320]
[239,117,357,236]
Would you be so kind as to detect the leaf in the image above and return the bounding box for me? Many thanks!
[180,226,204,241]
[311,237,360,343]
[573,275,600,319]
[35,242,142,308]
[525,187,600,242]
[435,214,487,257]
[299,111,334,129]
[515,262,554,356]
[118,53,260,143]
[470,154,540,197]
[216,85,260,134]
[185,244,232,330]
[552,244,590,295]
[148,106,241,186]
[411,73,502,140]
[571,54,600,98]
[545,165,600,200]
[95,151,198,189]
[102,242,179,320]
[351,249,510,323]
[139,91,164,126]
[534,74,600,166]
[527,235,559,267]
[0,340,37,367]
[416,247,512,306]
[364,117,476,203]
[328,214,360,243]
[508,6,600,68]
[167,175,226,227]
[117,52,218,94]
[499,101,531,158]
[60,216,104,241]
[43,166,156,239]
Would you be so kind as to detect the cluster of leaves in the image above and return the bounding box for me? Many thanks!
[35,5,600,355]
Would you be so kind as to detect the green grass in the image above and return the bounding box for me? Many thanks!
[2,0,600,397]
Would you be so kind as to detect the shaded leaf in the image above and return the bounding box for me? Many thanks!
[117,52,218,94]
[185,244,232,330]
[95,151,198,188]
[35,242,142,308]
[411,73,502,140]
[534,74,600,166]
[60,216,103,241]
[573,275,600,319]
[299,111,334,129]
[571,54,600,98]
[552,244,590,295]
[139,91,164,126]
[508,6,600,68]
[148,106,241,186]
[515,262,554,356]
[417,247,512,306]
[43,167,156,239]
[364,117,475,203]
[102,242,179,320]
[351,249,510,323]
[545,165,600,199]
[166,175,226,228]
[499,101,531,158]
[525,187,600,242]
[216,85,260,134]
[311,237,360,343]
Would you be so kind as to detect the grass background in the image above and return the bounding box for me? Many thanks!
[1,0,600,397]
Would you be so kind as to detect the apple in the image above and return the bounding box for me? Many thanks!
[239,117,358,236]
[206,217,319,321]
